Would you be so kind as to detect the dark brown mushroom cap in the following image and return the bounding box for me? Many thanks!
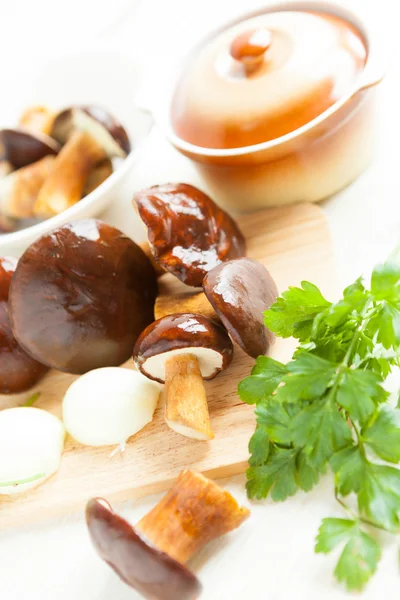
[0,128,59,169]
[133,313,233,383]
[203,257,278,358]
[86,498,201,600]
[0,256,48,394]
[9,219,157,374]
[51,105,131,155]
[134,183,246,287]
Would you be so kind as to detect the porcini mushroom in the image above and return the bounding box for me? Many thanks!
[18,105,55,136]
[51,105,130,155]
[34,106,130,217]
[203,257,279,358]
[134,183,246,287]
[134,313,233,440]
[0,256,48,394]
[9,219,158,374]
[83,158,113,196]
[86,470,249,600]
[0,155,55,219]
[0,128,59,170]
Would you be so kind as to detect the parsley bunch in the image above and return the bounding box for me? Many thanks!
[238,252,400,591]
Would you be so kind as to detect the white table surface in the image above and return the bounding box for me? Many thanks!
[1,1,400,599]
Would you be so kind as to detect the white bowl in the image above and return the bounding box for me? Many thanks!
[0,48,153,256]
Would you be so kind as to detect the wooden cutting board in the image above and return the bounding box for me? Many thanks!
[0,202,337,529]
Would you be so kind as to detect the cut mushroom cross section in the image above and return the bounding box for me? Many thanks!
[86,470,250,600]
[9,220,158,374]
[0,256,48,394]
[134,313,233,440]
[203,257,279,358]
[134,183,246,287]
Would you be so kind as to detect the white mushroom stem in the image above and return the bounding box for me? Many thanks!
[0,155,55,218]
[34,130,106,217]
[164,354,214,441]
[0,160,13,179]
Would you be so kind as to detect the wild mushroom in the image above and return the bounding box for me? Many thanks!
[0,128,59,170]
[0,155,55,219]
[203,257,278,358]
[83,158,113,196]
[133,183,246,287]
[156,258,278,358]
[50,105,130,155]
[18,105,55,136]
[9,219,158,374]
[86,470,249,600]
[134,313,233,440]
[34,106,130,217]
[0,256,48,394]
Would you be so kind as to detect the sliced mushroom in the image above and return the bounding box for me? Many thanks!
[51,105,131,156]
[0,256,48,394]
[83,159,113,196]
[18,105,55,136]
[134,313,233,439]
[86,470,249,600]
[134,183,246,287]
[203,257,278,358]
[9,219,158,374]
[0,128,59,170]
[0,155,55,219]
[34,106,130,217]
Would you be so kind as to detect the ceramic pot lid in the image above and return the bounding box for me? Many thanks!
[171,10,367,149]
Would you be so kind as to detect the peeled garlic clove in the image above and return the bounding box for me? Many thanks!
[0,407,65,495]
[62,368,161,447]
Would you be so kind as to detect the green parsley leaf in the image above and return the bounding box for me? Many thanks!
[371,261,400,303]
[336,369,387,425]
[296,451,321,491]
[315,517,357,553]
[291,397,352,467]
[275,352,336,403]
[331,446,366,496]
[264,281,330,341]
[248,426,270,466]
[238,356,287,404]
[316,518,381,591]
[362,406,400,463]
[367,302,400,349]
[255,400,294,445]
[246,447,297,501]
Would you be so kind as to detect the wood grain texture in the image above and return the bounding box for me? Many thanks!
[0,202,337,529]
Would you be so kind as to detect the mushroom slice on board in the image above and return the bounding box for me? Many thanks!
[134,313,233,440]
[203,257,279,358]
[0,155,55,219]
[9,219,158,375]
[0,257,48,394]
[86,470,249,600]
[0,128,59,170]
[34,106,130,217]
[133,183,246,287]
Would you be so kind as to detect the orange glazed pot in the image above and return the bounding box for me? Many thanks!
[157,1,384,212]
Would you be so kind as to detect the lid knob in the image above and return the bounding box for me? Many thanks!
[230,28,272,73]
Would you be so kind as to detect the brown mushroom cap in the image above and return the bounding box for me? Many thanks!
[134,313,233,383]
[0,256,48,394]
[134,183,246,287]
[0,128,59,169]
[203,257,278,358]
[51,105,131,156]
[86,498,201,600]
[9,219,157,374]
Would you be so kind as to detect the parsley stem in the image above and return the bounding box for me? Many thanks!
[335,491,398,534]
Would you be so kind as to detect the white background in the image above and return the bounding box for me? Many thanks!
[1,1,400,599]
